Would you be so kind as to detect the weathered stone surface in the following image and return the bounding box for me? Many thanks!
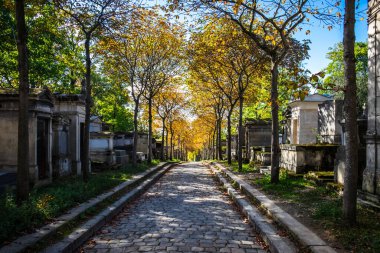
[363,0,380,198]
[214,163,337,253]
[79,163,264,253]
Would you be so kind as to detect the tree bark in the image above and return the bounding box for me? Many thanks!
[15,0,30,203]
[147,97,153,163]
[169,123,173,160]
[218,118,222,160]
[165,126,169,160]
[82,34,92,182]
[132,99,139,166]
[270,59,280,184]
[227,111,232,165]
[212,126,216,160]
[209,134,212,160]
[238,95,244,171]
[161,117,165,160]
[342,0,358,225]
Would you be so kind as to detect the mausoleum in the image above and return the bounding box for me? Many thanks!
[0,88,54,186]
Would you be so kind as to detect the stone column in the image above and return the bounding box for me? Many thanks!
[363,0,380,195]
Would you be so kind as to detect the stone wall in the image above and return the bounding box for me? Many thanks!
[0,89,54,186]
[363,0,380,196]
[318,100,343,144]
[90,132,115,165]
[280,144,338,173]
[54,94,85,175]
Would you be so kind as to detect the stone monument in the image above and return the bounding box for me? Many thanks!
[363,0,380,198]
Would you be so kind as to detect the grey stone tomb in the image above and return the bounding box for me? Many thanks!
[363,0,380,199]
[53,94,85,175]
[0,88,54,186]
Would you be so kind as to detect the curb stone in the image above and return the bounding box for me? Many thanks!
[208,164,297,253]
[43,163,177,253]
[213,162,337,253]
[0,162,173,253]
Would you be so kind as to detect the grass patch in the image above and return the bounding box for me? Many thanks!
[254,170,380,252]
[0,160,160,245]
[219,161,259,174]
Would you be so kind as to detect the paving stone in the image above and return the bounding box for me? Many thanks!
[79,163,265,253]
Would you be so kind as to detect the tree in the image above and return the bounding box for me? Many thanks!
[342,0,358,226]
[323,42,367,112]
[187,75,227,160]
[15,0,29,202]
[173,0,337,182]
[98,11,145,165]
[139,14,183,163]
[189,18,267,169]
[155,85,185,160]
[92,73,133,132]
[0,1,84,89]
[53,0,133,180]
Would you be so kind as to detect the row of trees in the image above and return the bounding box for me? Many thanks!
[177,0,363,225]
[7,0,365,225]
[5,1,193,203]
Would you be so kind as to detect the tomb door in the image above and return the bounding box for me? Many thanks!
[37,118,49,179]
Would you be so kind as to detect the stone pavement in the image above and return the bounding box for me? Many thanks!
[79,162,267,253]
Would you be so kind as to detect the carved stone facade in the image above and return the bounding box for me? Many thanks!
[363,0,380,196]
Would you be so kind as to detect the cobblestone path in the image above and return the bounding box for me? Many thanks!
[80,162,267,253]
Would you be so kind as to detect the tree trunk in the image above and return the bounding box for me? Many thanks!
[169,124,173,160]
[209,135,212,160]
[15,0,30,203]
[82,34,92,182]
[238,95,244,171]
[270,59,280,183]
[212,127,216,160]
[132,100,139,166]
[165,126,169,160]
[218,118,222,160]
[342,0,358,225]
[215,120,220,160]
[227,111,232,165]
[177,136,181,160]
[147,97,153,164]
[161,118,165,160]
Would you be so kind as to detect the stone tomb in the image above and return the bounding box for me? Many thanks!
[288,94,332,144]
[318,100,344,144]
[113,132,149,158]
[52,113,71,178]
[363,0,380,200]
[53,94,85,175]
[0,88,54,186]
[280,95,339,173]
[90,132,115,165]
[244,119,271,161]
[90,115,102,132]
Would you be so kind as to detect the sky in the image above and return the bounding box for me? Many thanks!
[294,1,368,74]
